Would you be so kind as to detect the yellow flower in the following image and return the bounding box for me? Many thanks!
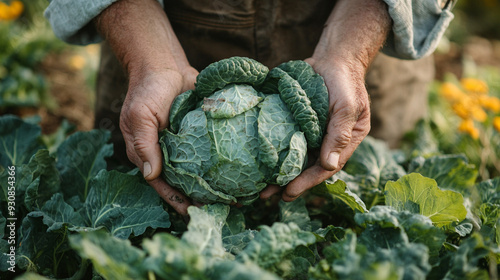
[458,119,480,139]
[461,78,489,94]
[9,1,23,18]
[479,95,500,113]
[69,55,86,70]
[439,82,467,102]
[452,102,470,119]
[85,44,101,56]
[0,2,12,20]
[494,116,500,132]
[0,0,24,21]
[470,105,488,122]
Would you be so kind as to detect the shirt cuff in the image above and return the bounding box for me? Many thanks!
[44,0,164,45]
[381,0,455,60]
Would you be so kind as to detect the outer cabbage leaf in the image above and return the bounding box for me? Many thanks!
[202,84,262,119]
[385,173,467,228]
[277,60,329,132]
[205,108,266,199]
[161,151,236,204]
[257,94,300,170]
[169,89,199,133]
[276,131,307,186]
[163,110,213,176]
[195,56,269,98]
[278,74,322,148]
[160,126,236,204]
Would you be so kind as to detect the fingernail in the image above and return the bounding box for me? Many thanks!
[143,162,152,178]
[327,152,340,170]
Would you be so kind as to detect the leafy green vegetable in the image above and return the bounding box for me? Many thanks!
[0,115,43,166]
[161,56,328,204]
[408,154,478,196]
[385,173,467,227]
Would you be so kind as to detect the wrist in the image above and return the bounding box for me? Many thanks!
[311,0,390,76]
[94,0,192,84]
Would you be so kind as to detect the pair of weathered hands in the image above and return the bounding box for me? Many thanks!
[95,0,391,217]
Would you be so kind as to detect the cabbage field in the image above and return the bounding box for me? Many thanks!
[2,0,500,279]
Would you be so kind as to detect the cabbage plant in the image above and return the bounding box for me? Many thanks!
[160,56,328,204]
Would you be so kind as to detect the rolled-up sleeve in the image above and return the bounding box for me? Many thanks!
[44,0,164,45]
[381,0,455,60]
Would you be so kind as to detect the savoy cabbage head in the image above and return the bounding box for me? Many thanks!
[160,56,328,205]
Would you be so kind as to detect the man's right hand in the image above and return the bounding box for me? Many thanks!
[94,0,198,216]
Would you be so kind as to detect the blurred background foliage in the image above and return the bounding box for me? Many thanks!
[453,0,500,41]
[0,0,98,132]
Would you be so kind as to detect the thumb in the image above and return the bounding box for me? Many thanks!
[136,131,163,181]
[319,109,357,171]
[123,121,164,181]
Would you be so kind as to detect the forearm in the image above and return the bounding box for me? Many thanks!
[311,0,391,74]
[93,0,191,84]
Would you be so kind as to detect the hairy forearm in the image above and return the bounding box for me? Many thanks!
[93,0,190,82]
[312,0,391,73]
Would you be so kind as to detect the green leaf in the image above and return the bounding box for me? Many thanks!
[0,115,44,166]
[257,94,299,170]
[443,233,493,280]
[56,130,113,201]
[13,272,51,280]
[17,214,80,277]
[343,136,406,205]
[182,204,231,260]
[385,173,467,228]
[35,193,85,232]
[23,149,61,211]
[355,206,446,264]
[237,222,316,271]
[277,60,329,133]
[143,233,208,280]
[316,178,368,213]
[70,229,146,280]
[310,231,430,280]
[84,170,171,239]
[202,84,262,119]
[278,73,322,148]
[475,177,500,204]
[209,260,281,280]
[195,57,269,98]
[408,154,478,196]
[279,197,311,231]
[163,110,213,176]
[169,89,199,133]
[40,119,76,154]
[205,108,266,200]
[276,131,307,186]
